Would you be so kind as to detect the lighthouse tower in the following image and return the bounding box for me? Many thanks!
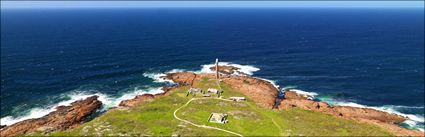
[215,58,219,79]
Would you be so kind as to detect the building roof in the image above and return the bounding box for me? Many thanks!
[189,88,201,92]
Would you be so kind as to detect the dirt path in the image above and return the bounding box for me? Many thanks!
[218,79,283,135]
[173,98,243,137]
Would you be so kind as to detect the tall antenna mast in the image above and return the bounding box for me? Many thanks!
[215,58,219,79]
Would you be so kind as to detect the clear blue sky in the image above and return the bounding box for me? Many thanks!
[1,1,424,9]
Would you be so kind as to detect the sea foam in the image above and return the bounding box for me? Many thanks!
[321,99,425,132]
[143,62,260,84]
[3,62,423,132]
[143,69,187,83]
[197,62,260,76]
[255,77,280,89]
[0,87,165,126]
[289,89,319,98]
[143,63,425,132]
[0,92,110,126]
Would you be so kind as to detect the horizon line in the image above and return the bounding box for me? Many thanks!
[1,1,424,9]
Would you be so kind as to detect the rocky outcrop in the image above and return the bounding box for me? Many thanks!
[210,65,247,75]
[0,96,102,137]
[162,72,197,86]
[119,94,155,107]
[163,72,278,108]
[157,87,177,96]
[220,76,278,108]
[160,67,423,136]
[279,91,424,136]
[118,87,177,108]
[282,90,312,100]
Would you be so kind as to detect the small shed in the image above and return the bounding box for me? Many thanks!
[187,88,202,97]
[208,113,228,124]
[207,88,219,94]
[229,97,246,102]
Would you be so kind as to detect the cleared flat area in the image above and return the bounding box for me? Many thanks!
[48,77,392,136]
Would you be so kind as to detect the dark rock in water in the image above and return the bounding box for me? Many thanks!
[0,125,6,129]
[0,96,102,137]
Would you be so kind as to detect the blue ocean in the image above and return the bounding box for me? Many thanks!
[1,8,424,131]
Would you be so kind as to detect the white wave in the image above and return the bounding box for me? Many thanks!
[197,62,260,76]
[335,102,424,122]
[0,92,110,126]
[113,87,164,107]
[166,69,186,73]
[387,105,425,109]
[143,72,173,83]
[0,87,165,126]
[1,108,52,126]
[288,88,424,132]
[334,101,424,132]
[255,77,280,89]
[144,62,260,83]
[288,89,319,98]
[143,69,187,83]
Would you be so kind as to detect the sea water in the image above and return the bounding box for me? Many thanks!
[1,8,423,131]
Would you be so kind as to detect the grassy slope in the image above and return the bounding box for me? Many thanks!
[46,77,392,136]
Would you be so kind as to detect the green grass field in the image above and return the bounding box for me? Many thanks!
[44,77,393,136]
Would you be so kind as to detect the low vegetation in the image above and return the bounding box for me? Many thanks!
[45,77,392,136]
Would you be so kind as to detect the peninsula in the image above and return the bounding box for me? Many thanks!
[1,63,423,136]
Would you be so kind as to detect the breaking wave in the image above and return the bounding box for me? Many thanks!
[316,96,424,132]
[278,87,424,132]
[2,62,423,132]
[143,69,187,83]
[143,62,260,84]
[289,89,319,98]
[256,77,280,89]
[142,62,424,132]
[197,62,260,75]
[0,87,165,126]
[0,92,110,126]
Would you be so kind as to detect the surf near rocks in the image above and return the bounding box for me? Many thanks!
[0,96,102,137]
[280,90,424,136]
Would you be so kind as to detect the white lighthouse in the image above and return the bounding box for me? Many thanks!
[215,58,219,79]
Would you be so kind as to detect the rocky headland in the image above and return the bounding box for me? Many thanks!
[0,96,102,137]
[280,91,423,136]
[1,65,423,136]
[163,72,278,108]
[160,65,423,136]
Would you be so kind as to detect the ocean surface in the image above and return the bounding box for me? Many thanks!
[1,8,424,131]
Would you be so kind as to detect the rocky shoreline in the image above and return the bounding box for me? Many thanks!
[162,65,423,136]
[1,65,423,136]
[280,91,423,136]
[1,96,102,137]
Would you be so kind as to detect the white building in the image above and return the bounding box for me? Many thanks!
[229,97,246,102]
